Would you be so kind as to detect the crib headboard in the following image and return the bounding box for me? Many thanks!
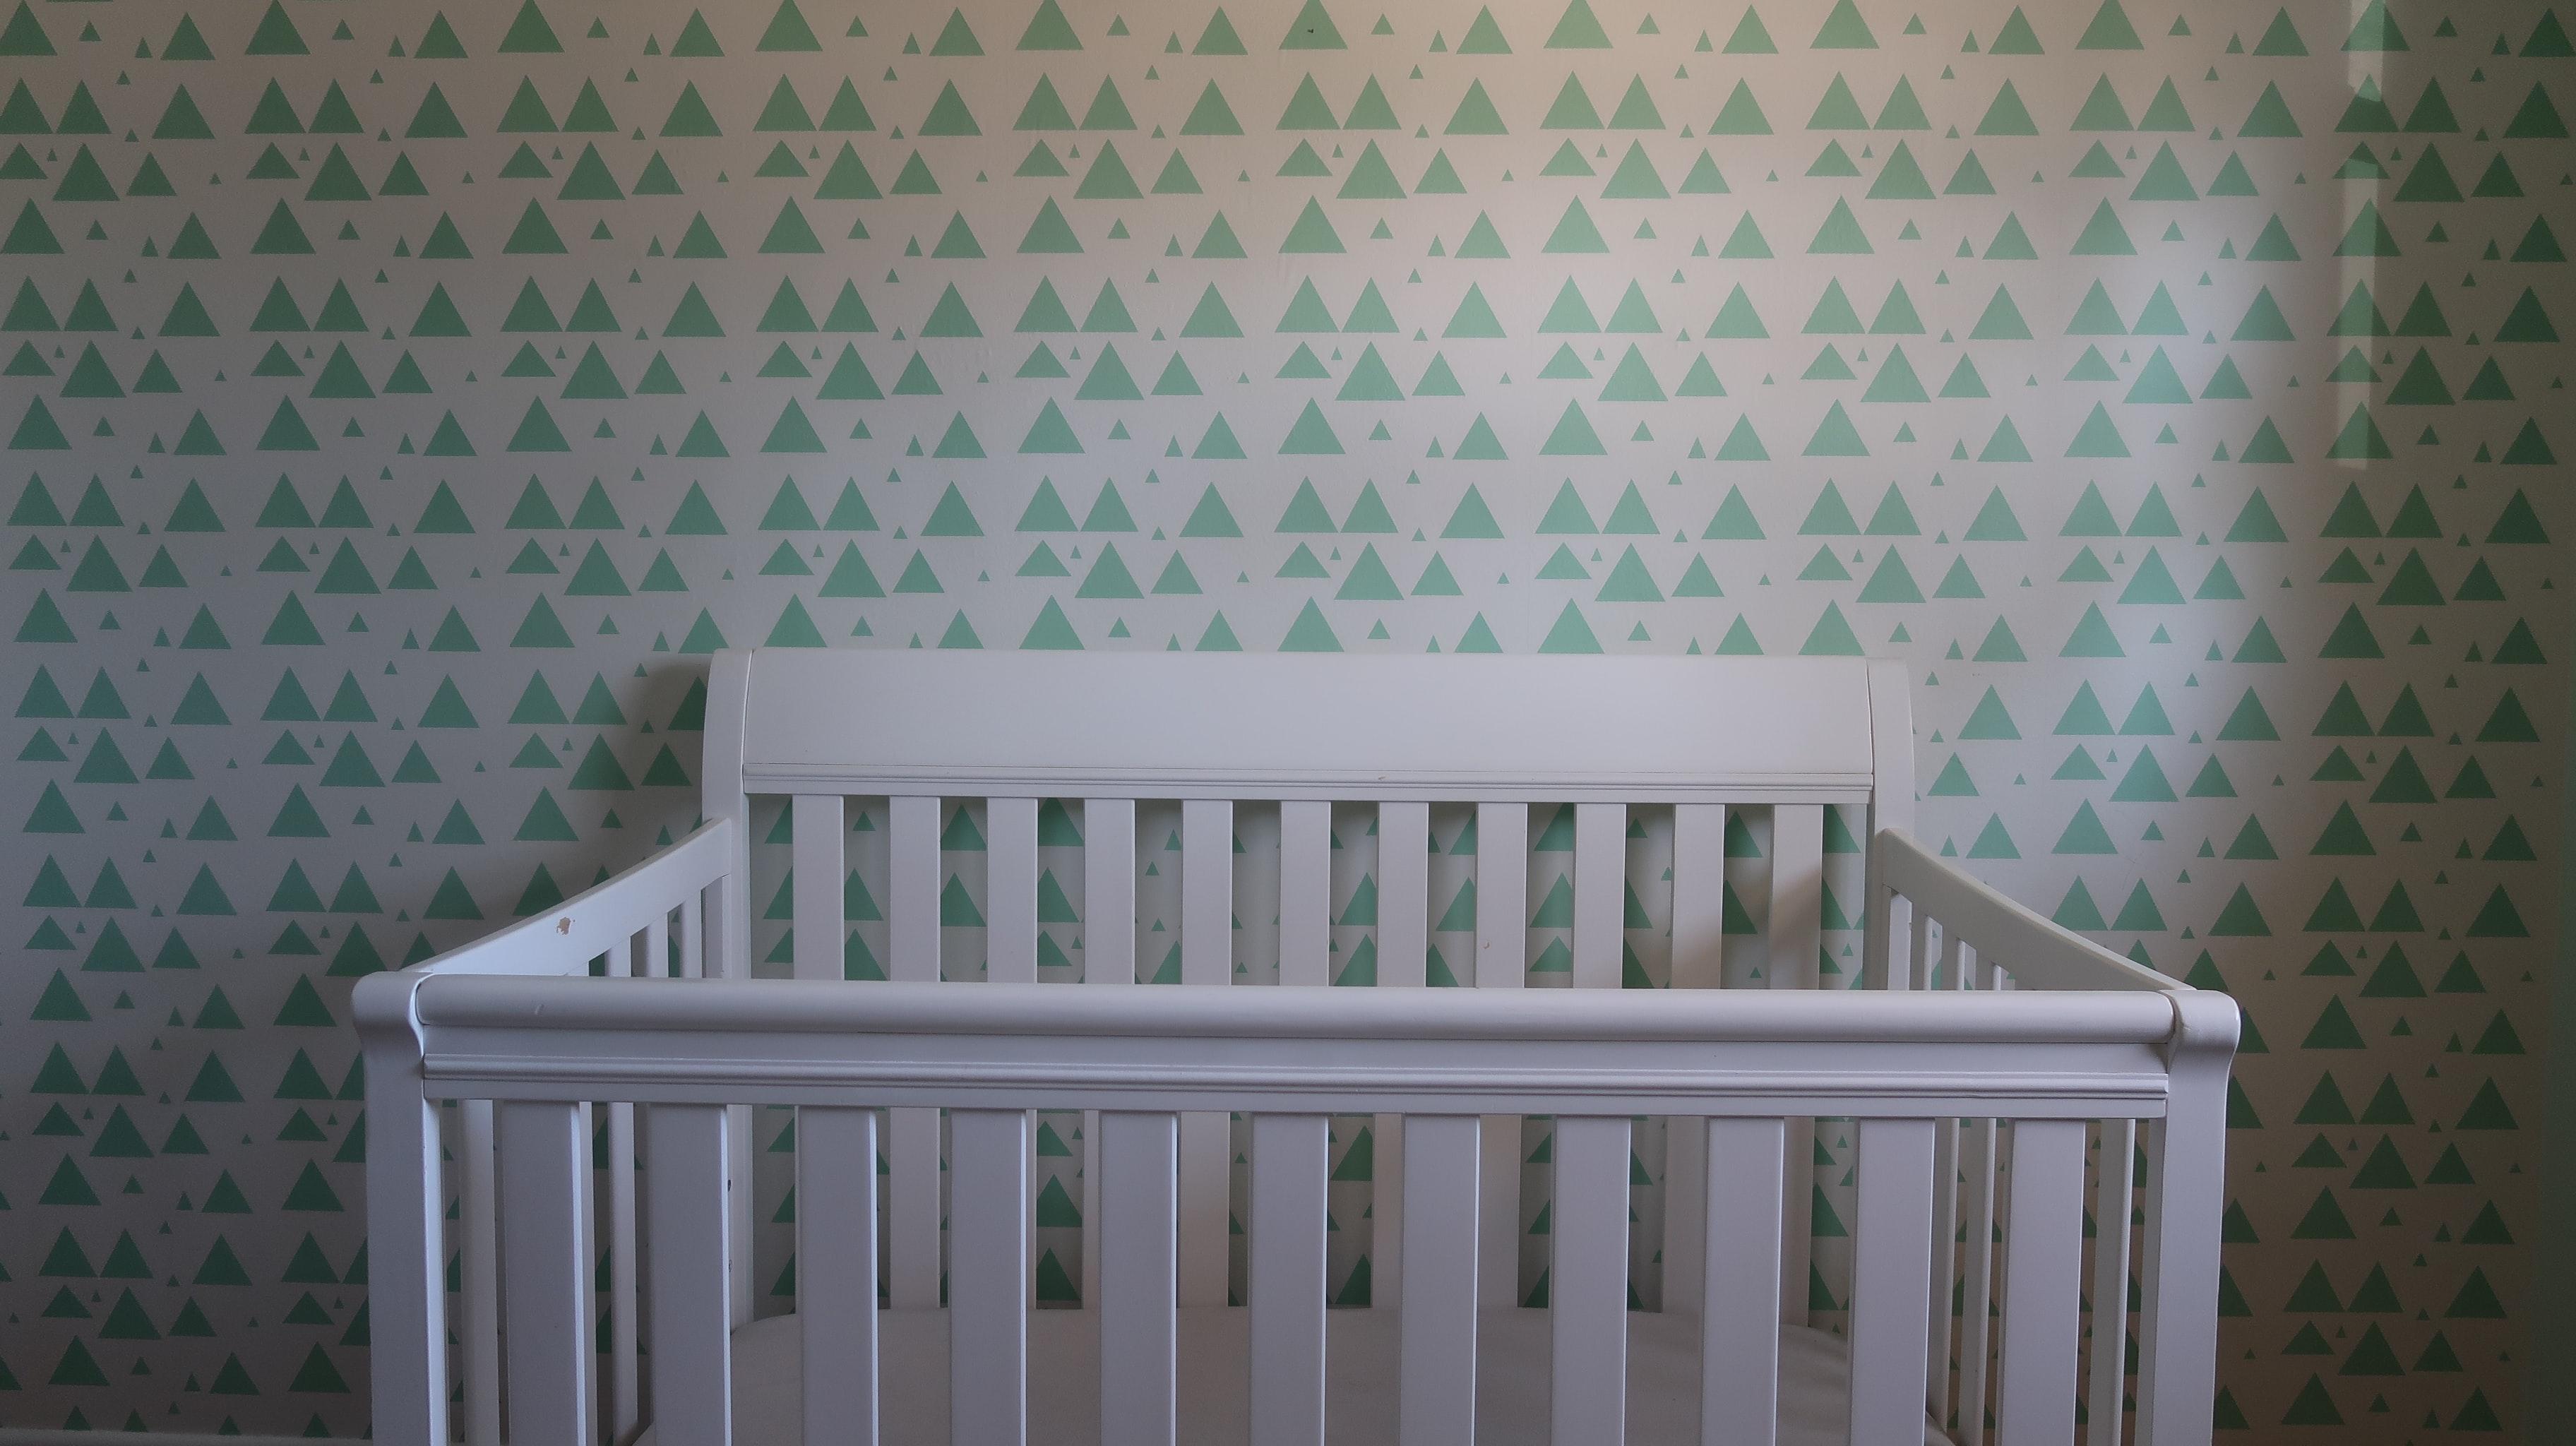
[688,649,1915,1334]
[707,651,1907,802]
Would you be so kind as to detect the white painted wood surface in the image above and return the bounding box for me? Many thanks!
[1551,1115,1633,1444]
[646,1104,733,1446]
[1083,798,1138,984]
[1098,1112,1179,1446]
[2135,994,2241,1446]
[497,1098,592,1443]
[1079,795,1137,1310]
[357,652,2238,1446]
[950,1109,1031,1446]
[1374,800,1432,1315]
[1377,801,1431,987]
[884,794,943,1311]
[1470,801,1527,1315]
[1996,1119,2086,1446]
[1770,803,1823,1329]
[792,794,842,982]
[607,974,642,1443]
[1848,1118,1938,1446]
[1396,1116,1479,1446]
[797,1106,878,1446]
[1956,956,2005,1445]
[1925,927,1967,1421]
[2087,1118,2137,1446]
[1249,1114,1330,1446]
[732,654,1883,801]
[456,1100,501,1446]
[1570,803,1626,990]
[1178,799,1234,1308]
[1277,801,1332,987]
[1662,803,1727,1325]
[986,796,1041,984]
[1698,1116,1786,1446]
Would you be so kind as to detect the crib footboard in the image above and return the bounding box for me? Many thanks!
[359,903,2236,1446]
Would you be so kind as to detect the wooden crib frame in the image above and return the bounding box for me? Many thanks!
[357,650,2236,1446]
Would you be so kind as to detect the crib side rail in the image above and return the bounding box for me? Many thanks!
[364,976,2233,1446]
[1873,827,2239,1446]
[405,816,737,981]
[1873,827,2173,993]
[354,818,737,1446]
[396,975,2186,1116]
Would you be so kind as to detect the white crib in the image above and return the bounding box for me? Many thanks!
[357,651,2236,1446]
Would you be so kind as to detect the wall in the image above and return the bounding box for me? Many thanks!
[1,0,2567,1436]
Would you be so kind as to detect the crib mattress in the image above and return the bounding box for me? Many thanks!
[657,1307,1950,1446]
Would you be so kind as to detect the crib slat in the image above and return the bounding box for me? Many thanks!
[1178,799,1233,1305]
[799,1107,879,1446]
[1250,1114,1330,1446]
[1373,801,1431,1313]
[987,796,1040,984]
[1878,893,1916,992]
[681,886,706,978]
[1377,801,1431,986]
[886,795,943,1310]
[792,794,845,981]
[1399,1116,1480,1446]
[1471,802,1527,1308]
[1085,799,1138,984]
[649,1104,734,1446]
[1553,1115,1632,1443]
[1997,1120,2085,1446]
[368,1083,448,1446]
[951,1109,1031,1446]
[1957,952,2003,1443]
[497,1101,593,1446]
[1770,804,1824,1326]
[607,1089,641,1430]
[1570,803,1626,989]
[888,795,943,979]
[579,1099,602,1428]
[458,1099,503,1446]
[1375,1109,1407,1313]
[886,1107,941,1311]
[1849,1118,1938,1446]
[609,933,644,1439]
[1180,799,1234,985]
[1664,803,1726,1322]
[1083,797,1138,1308]
[1473,801,1528,987]
[1099,1112,1179,1446]
[1564,808,1624,1399]
[1926,927,1967,1421]
[2087,1118,2136,1446]
[1669,803,1727,989]
[1698,1117,1784,1446]
[1277,801,1332,986]
[646,909,672,981]
[1767,804,1824,989]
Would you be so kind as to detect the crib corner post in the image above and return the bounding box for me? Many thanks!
[353,972,448,1446]
[2134,991,2241,1446]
